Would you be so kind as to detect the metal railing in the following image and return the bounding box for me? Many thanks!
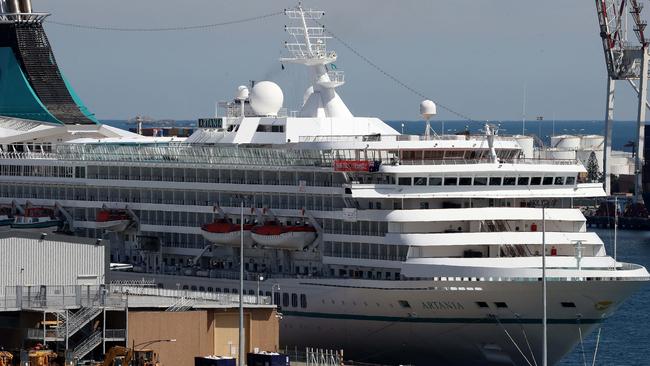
[0,285,126,311]
[109,285,271,305]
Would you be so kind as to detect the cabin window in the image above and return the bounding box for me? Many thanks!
[554,176,565,185]
[494,302,508,308]
[489,177,502,186]
[191,286,197,291]
[300,294,307,308]
[565,176,576,185]
[199,286,205,292]
[459,177,472,186]
[283,293,290,307]
[503,177,516,185]
[444,177,458,186]
[474,177,488,186]
[398,177,412,186]
[414,177,427,186]
[292,293,298,307]
[542,177,554,185]
[476,301,489,308]
[531,177,542,185]
[223,288,230,293]
[274,292,280,305]
[428,177,442,186]
[561,302,576,308]
[420,202,429,209]
[517,177,530,185]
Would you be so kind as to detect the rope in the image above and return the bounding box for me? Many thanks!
[319,23,479,123]
[577,318,588,366]
[515,314,538,366]
[491,315,534,366]
[591,327,602,366]
[45,11,283,32]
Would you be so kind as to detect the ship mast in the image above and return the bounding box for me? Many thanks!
[281,2,353,118]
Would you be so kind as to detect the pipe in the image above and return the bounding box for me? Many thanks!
[6,0,20,13]
[18,0,31,13]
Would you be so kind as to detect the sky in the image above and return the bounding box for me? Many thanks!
[32,0,646,121]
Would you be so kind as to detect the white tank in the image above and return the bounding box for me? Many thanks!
[580,135,605,150]
[249,81,284,116]
[551,135,580,150]
[513,135,534,159]
[547,149,576,160]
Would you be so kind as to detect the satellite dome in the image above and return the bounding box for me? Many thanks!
[236,85,249,100]
[420,100,437,119]
[250,81,284,116]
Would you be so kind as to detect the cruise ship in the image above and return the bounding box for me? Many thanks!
[0,2,648,365]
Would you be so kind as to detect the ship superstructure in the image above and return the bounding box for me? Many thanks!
[0,3,648,365]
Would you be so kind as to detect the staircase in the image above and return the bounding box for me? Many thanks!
[72,330,102,360]
[13,25,95,125]
[57,307,102,338]
[166,297,195,312]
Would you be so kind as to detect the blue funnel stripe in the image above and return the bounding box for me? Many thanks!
[0,47,61,124]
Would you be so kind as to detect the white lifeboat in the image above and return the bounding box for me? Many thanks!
[11,207,60,230]
[251,221,317,250]
[200,219,254,246]
[95,209,132,232]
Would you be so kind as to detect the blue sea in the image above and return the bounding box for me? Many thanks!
[108,119,643,151]
[104,119,649,365]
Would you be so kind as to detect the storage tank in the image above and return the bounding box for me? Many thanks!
[547,148,576,161]
[551,135,580,150]
[513,135,534,159]
[580,134,605,150]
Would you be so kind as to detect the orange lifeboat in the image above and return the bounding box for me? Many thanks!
[251,221,317,250]
[95,209,132,232]
[201,218,254,246]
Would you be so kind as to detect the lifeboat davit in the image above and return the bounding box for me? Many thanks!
[95,209,132,232]
[0,206,13,226]
[201,219,254,246]
[11,207,60,230]
[251,221,317,250]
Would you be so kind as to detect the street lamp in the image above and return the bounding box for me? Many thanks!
[133,338,176,350]
[256,275,264,305]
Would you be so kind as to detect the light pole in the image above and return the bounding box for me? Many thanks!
[256,275,264,305]
[133,338,176,350]
[239,200,245,366]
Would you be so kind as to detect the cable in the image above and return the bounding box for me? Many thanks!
[44,11,283,32]
[319,23,479,123]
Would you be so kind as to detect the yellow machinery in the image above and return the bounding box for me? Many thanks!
[0,351,13,366]
[103,346,159,366]
[28,349,56,366]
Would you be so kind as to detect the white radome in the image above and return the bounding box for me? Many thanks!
[250,81,284,116]
[420,99,437,119]
[236,85,249,100]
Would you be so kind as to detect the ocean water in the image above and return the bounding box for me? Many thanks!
[107,119,643,151]
[559,229,650,366]
[102,119,649,365]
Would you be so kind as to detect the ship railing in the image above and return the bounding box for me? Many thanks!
[0,151,56,160]
[109,285,271,305]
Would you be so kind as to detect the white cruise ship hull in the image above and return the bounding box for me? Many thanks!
[113,272,645,365]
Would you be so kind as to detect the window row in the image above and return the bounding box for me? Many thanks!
[397,175,576,187]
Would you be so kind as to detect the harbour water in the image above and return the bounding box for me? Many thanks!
[560,228,650,366]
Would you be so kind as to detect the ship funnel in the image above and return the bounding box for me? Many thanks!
[18,0,32,13]
[6,0,21,13]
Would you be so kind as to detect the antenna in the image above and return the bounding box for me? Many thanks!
[280,2,351,118]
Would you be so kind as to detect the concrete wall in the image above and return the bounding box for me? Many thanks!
[127,308,278,366]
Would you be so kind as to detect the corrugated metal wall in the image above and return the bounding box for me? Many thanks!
[0,232,107,288]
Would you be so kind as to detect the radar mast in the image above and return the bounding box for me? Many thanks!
[281,2,352,118]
